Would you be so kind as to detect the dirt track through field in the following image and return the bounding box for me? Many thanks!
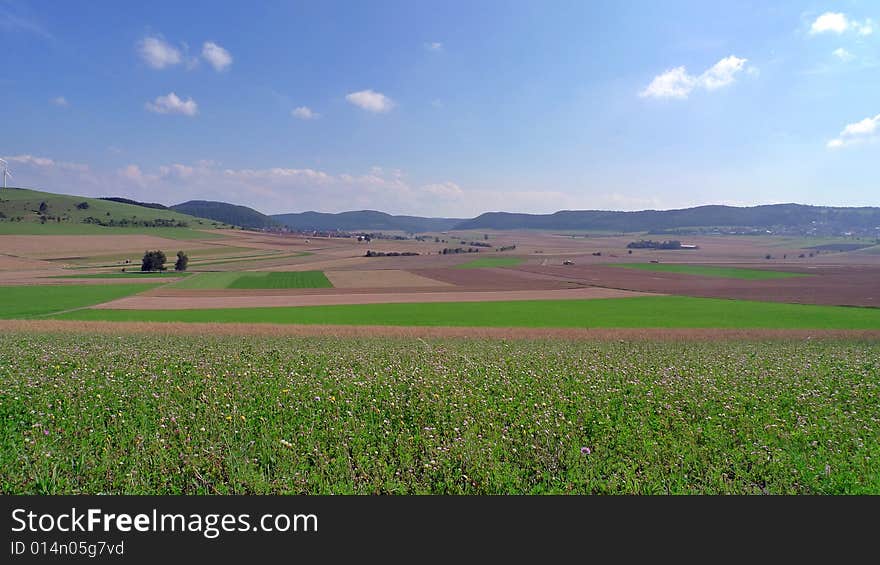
[3,319,878,341]
[93,287,656,309]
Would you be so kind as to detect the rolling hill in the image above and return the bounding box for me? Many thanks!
[453,204,880,234]
[171,200,280,230]
[0,187,229,234]
[271,210,463,233]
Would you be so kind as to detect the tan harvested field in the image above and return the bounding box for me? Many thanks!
[94,287,656,310]
[0,234,219,260]
[3,319,879,341]
[325,269,451,288]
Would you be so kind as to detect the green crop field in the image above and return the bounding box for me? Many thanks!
[52,296,880,329]
[1,334,877,494]
[455,257,524,269]
[613,263,808,280]
[0,284,159,318]
[170,271,332,289]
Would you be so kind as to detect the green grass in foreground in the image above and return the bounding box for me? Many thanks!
[170,271,331,289]
[50,272,192,279]
[613,263,808,280]
[2,334,877,494]
[53,296,880,329]
[455,257,524,269]
[0,284,159,318]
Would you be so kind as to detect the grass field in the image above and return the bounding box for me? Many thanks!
[50,272,192,279]
[455,257,524,269]
[53,296,880,329]
[614,263,808,280]
[2,334,876,494]
[0,284,159,318]
[170,271,332,289]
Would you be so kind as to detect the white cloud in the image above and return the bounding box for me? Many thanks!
[292,106,319,120]
[202,41,232,71]
[137,36,182,69]
[833,47,854,61]
[51,96,68,107]
[811,12,849,34]
[698,55,748,90]
[3,154,88,172]
[827,113,880,148]
[346,89,395,113]
[640,55,748,99]
[425,41,443,51]
[145,92,198,116]
[855,19,874,36]
[639,66,694,99]
[810,12,873,36]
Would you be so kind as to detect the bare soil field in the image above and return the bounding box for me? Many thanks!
[0,235,217,259]
[515,263,880,307]
[3,319,878,341]
[93,287,656,310]
[325,269,451,288]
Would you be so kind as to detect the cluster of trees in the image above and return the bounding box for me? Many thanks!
[626,240,685,250]
[440,247,481,254]
[364,250,420,257]
[141,250,189,271]
[462,240,492,248]
[84,217,189,228]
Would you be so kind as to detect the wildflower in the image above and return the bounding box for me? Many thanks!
[280,439,293,448]
[581,447,592,455]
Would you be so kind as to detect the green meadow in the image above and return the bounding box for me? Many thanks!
[613,263,809,280]
[52,296,880,329]
[2,334,877,494]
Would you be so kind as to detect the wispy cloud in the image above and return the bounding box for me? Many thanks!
[832,47,854,62]
[50,96,69,107]
[425,41,443,52]
[827,113,880,148]
[346,89,395,113]
[0,9,53,39]
[640,55,749,99]
[202,41,232,71]
[145,92,198,116]
[137,36,183,69]
[291,106,320,120]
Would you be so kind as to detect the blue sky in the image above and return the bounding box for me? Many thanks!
[1,0,878,217]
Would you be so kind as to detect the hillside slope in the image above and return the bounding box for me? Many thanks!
[0,187,227,233]
[454,204,880,234]
[172,200,279,230]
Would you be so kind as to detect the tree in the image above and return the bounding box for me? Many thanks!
[141,250,167,271]
[38,201,48,214]
[174,251,189,271]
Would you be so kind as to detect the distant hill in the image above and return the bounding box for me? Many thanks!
[271,210,463,233]
[453,204,880,234]
[0,187,226,232]
[100,196,168,210]
[172,200,279,230]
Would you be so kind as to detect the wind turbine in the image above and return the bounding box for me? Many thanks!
[0,159,11,189]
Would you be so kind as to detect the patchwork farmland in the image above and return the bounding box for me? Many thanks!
[1,223,879,493]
